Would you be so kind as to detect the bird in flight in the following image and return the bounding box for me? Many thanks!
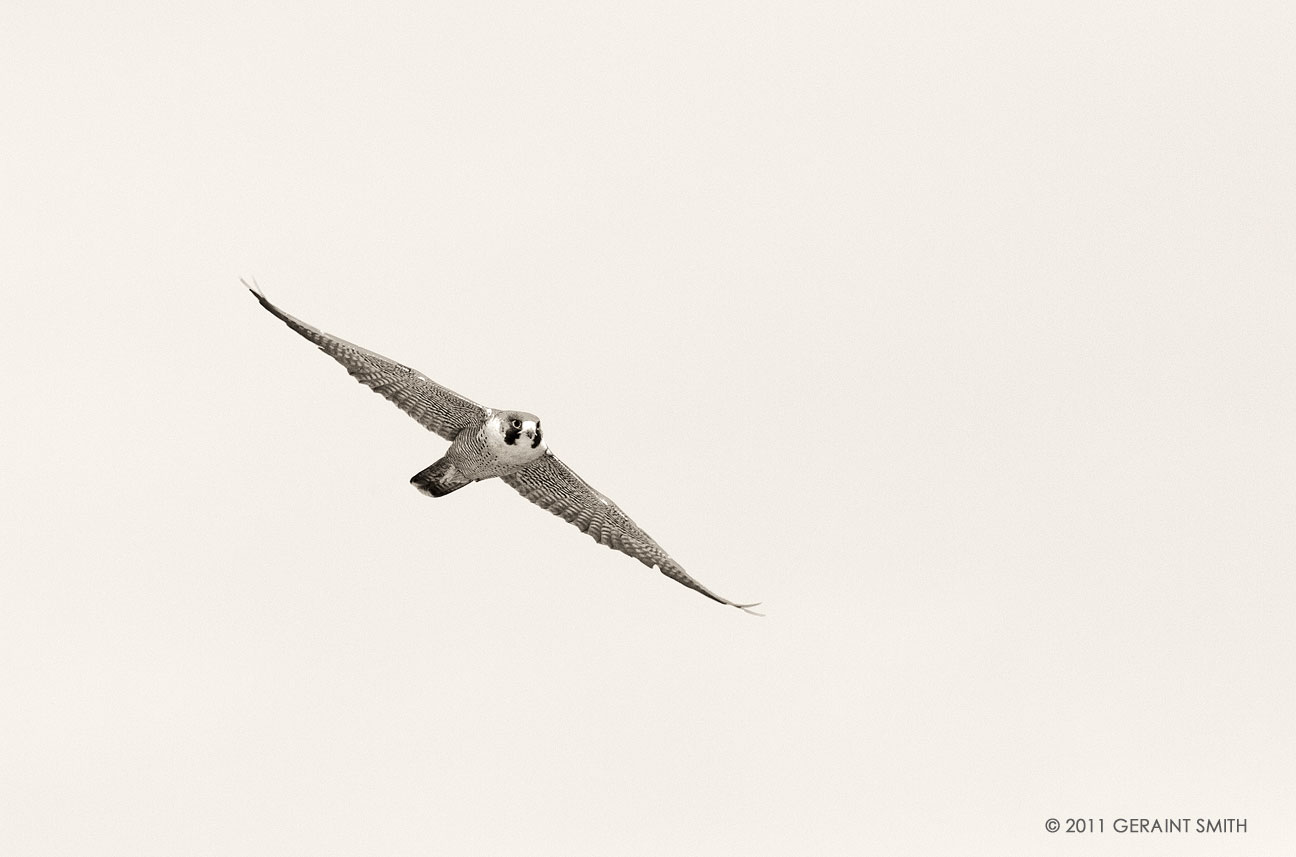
[247,282,759,614]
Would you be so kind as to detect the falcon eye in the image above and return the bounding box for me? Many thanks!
[511,419,522,429]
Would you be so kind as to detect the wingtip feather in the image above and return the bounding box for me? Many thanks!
[241,276,266,301]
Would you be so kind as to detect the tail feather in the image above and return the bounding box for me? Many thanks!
[411,458,470,497]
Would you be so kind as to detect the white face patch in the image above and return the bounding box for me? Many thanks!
[520,419,546,452]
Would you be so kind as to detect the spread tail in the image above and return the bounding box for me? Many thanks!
[410,458,471,497]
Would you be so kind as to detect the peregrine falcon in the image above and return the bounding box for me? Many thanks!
[247,283,760,614]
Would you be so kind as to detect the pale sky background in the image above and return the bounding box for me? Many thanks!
[2,1,1293,854]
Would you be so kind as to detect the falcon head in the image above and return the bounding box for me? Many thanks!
[492,410,545,453]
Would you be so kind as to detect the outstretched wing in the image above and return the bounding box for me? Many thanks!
[502,452,760,614]
[248,283,488,440]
